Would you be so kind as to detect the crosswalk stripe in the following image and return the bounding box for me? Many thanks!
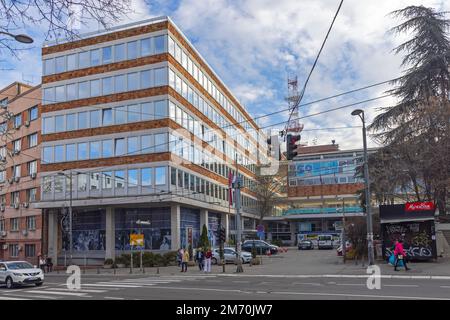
[100,282,157,286]
[81,283,140,288]
[0,296,30,300]
[26,290,89,297]
[2,293,58,300]
[45,288,107,293]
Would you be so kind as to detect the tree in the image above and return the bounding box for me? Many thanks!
[0,0,131,64]
[369,5,450,215]
[198,224,209,251]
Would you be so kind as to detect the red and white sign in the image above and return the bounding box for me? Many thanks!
[405,202,435,212]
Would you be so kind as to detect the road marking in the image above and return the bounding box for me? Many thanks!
[293,282,321,286]
[104,296,125,300]
[99,282,157,286]
[47,288,107,293]
[270,291,450,300]
[384,284,419,288]
[26,290,89,297]
[440,286,450,289]
[217,274,450,280]
[232,281,250,283]
[81,283,140,288]
[0,296,30,300]
[336,283,366,287]
[3,293,58,300]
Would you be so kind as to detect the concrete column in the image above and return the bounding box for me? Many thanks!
[47,210,58,266]
[200,209,208,230]
[171,204,181,250]
[105,207,115,260]
[290,221,297,246]
[224,213,229,242]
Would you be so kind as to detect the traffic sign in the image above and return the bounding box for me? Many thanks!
[130,234,144,246]
[257,224,265,232]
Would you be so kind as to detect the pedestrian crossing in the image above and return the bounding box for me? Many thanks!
[0,274,218,300]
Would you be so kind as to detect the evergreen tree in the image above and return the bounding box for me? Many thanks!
[199,224,210,250]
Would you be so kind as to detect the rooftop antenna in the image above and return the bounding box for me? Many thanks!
[285,73,304,136]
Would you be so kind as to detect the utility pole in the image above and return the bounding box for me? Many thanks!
[69,170,73,266]
[235,155,243,273]
[341,197,346,264]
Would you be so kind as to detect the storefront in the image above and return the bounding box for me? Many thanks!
[380,202,437,261]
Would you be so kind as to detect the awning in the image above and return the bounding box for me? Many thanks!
[381,217,435,224]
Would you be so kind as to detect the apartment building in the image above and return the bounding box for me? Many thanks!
[0,82,42,264]
[39,16,268,265]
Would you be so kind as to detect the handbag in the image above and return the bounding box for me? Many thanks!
[397,254,403,260]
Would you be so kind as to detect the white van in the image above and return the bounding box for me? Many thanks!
[318,234,333,250]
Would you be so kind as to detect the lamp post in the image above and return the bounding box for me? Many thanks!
[135,220,150,271]
[351,109,374,265]
[58,170,73,265]
[338,197,346,263]
[0,31,34,43]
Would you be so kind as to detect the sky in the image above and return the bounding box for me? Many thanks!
[1,0,449,150]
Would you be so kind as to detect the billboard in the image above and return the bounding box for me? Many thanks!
[293,159,356,178]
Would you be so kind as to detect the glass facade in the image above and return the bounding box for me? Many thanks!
[180,207,200,249]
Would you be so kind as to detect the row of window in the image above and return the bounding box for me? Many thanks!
[0,244,36,258]
[42,67,168,104]
[288,176,364,186]
[43,35,167,75]
[42,167,167,194]
[42,133,168,164]
[3,188,38,204]
[1,133,38,156]
[0,216,37,232]
[0,105,38,135]
[42,100,167,134]
[0,160,37,183]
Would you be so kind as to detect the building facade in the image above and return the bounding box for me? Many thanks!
[38,16,268,265]
[0,82,42,264]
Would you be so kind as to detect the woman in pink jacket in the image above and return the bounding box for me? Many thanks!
[394,239,410,271]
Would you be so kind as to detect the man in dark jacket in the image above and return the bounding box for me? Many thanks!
[195,248,204,271]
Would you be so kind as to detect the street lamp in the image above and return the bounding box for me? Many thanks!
[0,31,34,43]
[351,109,374,265]
[338,197,346,263]
[58,170,73,266]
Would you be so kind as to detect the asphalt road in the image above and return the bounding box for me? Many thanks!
[1,250,449,300]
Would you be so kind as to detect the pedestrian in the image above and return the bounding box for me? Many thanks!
[177,248,184,267]
[39,255,46,273]
[394,239,410,271]
[195,247,204,271]
[46,257,53,273]
[204,247,212,273]
[181,248,189,272]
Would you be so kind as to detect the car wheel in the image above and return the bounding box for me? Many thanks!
[35,282,43,287]
[5,277,14,289]
[211,258,217,265]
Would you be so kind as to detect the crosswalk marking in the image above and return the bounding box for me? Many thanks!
[0,296,30,300]
[99,282,157,286]
[46,288,107,293]
[81,283,141,288]
[25,290,90,297]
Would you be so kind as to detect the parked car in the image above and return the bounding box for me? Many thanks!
[242,240,278,255]
[212,248,252,265]
[317,234,334,250]
[298,240,314,250]
[0,261,44,289]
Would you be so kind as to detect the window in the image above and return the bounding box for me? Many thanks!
[141,38,151,56]
[141,135,153,153]
[78,81,90,99]
[175,44,181,62]
[54,115,65,132]
[115,138,125,156]
[168,37,175,56]
[10,217,19,231]
[102,108,113,126]
[44,58,55,75]
[43,147,53,163]
[9,244,19,258]
[128,169,138,187]
[90,79,100,97]
[55,56,65,73]
[26,216,36,230]
[102,77,113,95]
[28,105,38,121]
[67,53,77,71]
[13,139,21,152]
[66,113,77,131]
[103,46,112,64]
[28,133,38,148]
[25,244,36,258]
[115,170,125,189]
[127,104,140,122]
[141,168,152,187]
[0,170,5,183]
[114,75,126,93]
[67,83,78,100]
[154,133,167,152]
[154,100,167,119]
[154,35,165,54]
[13,165,20,178]
[78,143,88,160]
[91,49,101,66]
[54,145,64,162]
[89,141,101,159]
[102,140,113,158]
[115,106,127,124]
[78,174,87,191]
[14,113,22,128]
[154,67,167,86]
[79,51,90,68]
[127,41,138,60]
[127,136,140,155]
[66,144,76,161]
[90,173,100,190]
[99,171,112,190]
[90,110,101,128]
[42,176,52,194]
[114,43,126,61]
[140,70,152,88]
[78,111,88,129]
[27,160,37,175]
[43,117,54,133]
[141,102,153,121]
[127,72,139,91]
[155,167,166,185]
[43,87,55,104]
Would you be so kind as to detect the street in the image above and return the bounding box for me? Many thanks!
[1,249,450,300]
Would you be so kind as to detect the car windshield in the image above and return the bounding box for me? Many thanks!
[7,262,34,270]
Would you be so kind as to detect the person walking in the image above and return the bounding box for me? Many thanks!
[394,239,410,271]
[204,247,212,273]
[39,255,46,273]
[177,248,184,267]
[195,247,204,271]
[181,248,189,272]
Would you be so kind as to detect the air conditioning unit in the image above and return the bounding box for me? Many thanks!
[31,172,37,179]
[12,149,20,156]
[23,202,29,208]
[0,156,6,163]
[14,124,21,130]
[2,244,8,250]
[14,203,20,209]
[0,231,7,237]
[0,205,5,212]
[8,178,14,184]
[24,120,30,127]
[22,230,28,236]
[14,176,20,183]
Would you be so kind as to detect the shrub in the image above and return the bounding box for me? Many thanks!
[104,258,114,265]
[163,251,178,266]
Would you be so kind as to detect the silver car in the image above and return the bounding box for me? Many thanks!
[0,261,44,289]
[212,248,252,265]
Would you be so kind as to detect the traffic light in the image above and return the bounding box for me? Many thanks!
[220,227,226,243]
[286,134,301,160]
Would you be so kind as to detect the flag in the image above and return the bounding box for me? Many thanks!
[228,171,234,207]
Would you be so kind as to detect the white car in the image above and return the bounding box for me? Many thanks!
[0,261,44,289]
[212,248,252,265]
